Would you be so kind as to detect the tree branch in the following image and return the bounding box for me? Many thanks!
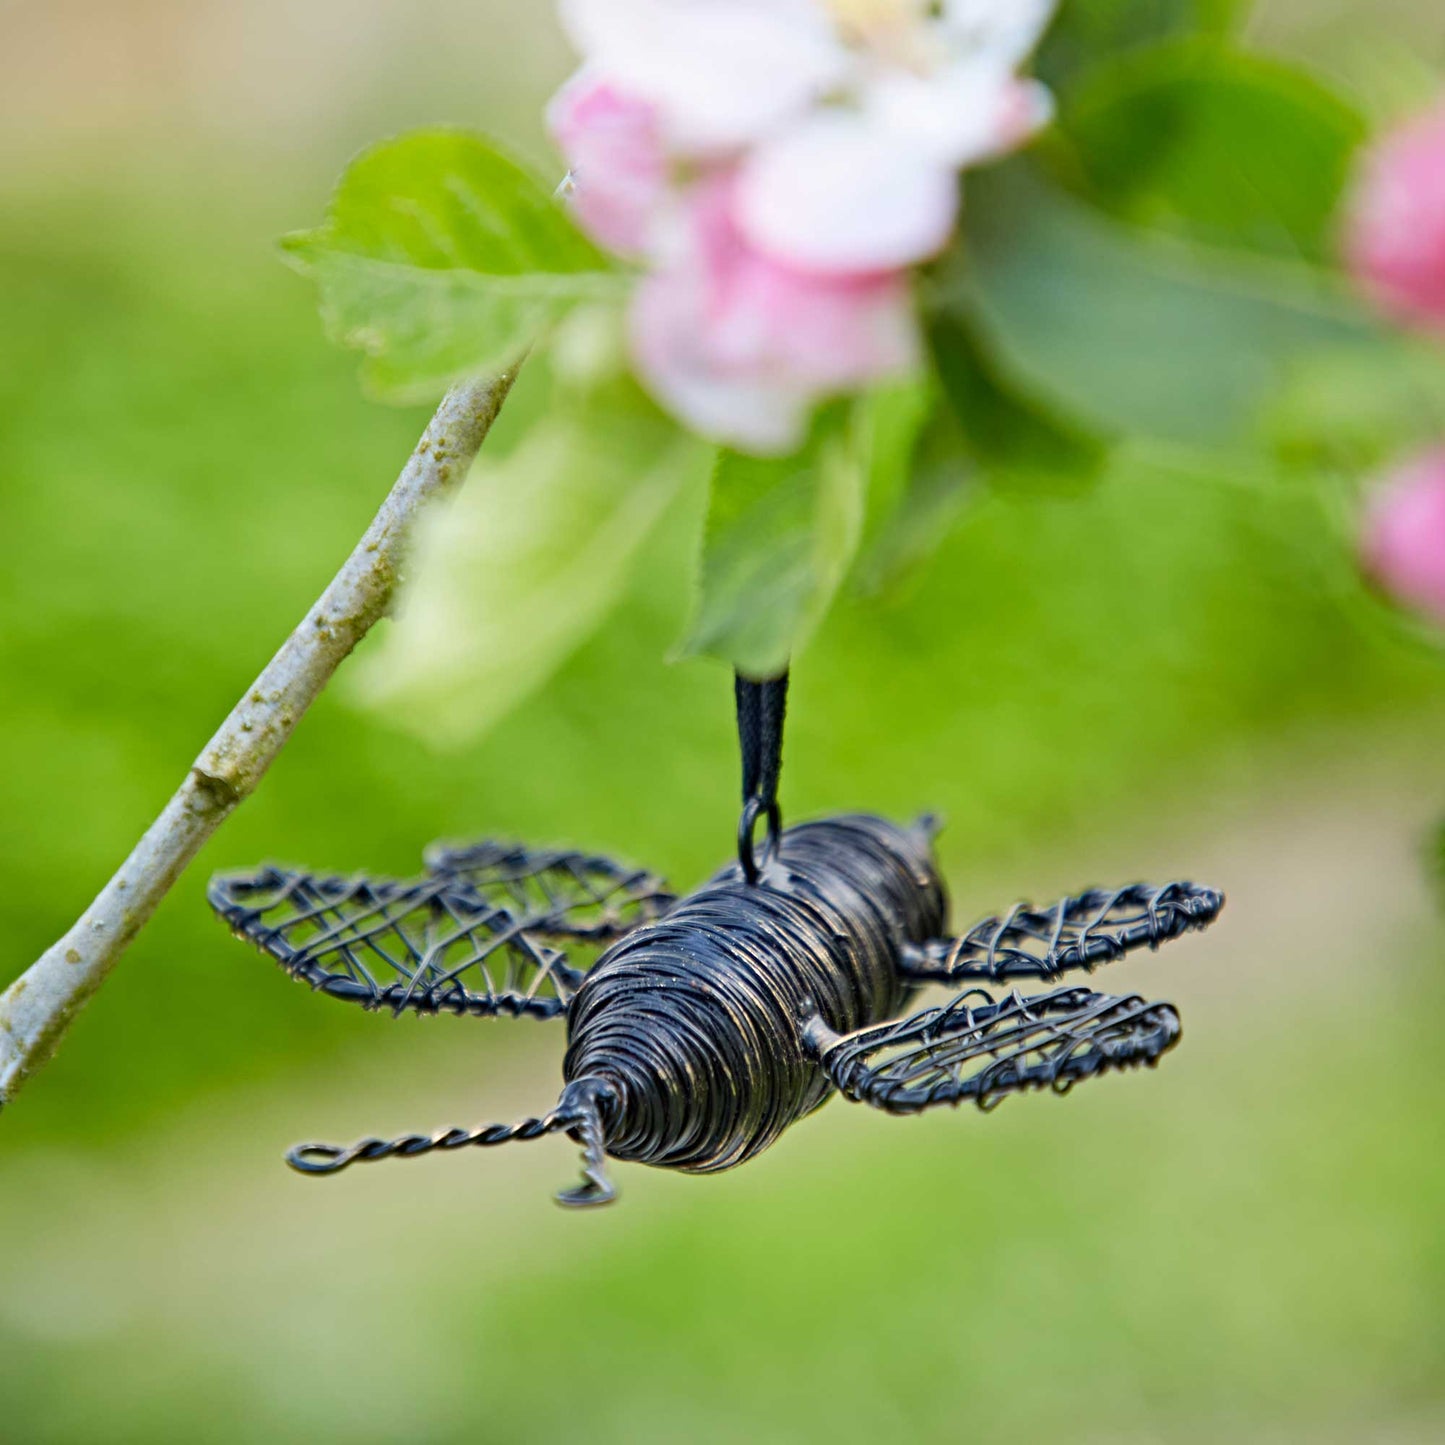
[0,369,518,1109]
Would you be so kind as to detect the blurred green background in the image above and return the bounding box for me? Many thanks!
[2,2,1445,1441]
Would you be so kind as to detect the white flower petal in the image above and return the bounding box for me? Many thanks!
[736,111,959,275]
[939,0,1058,65]
[641,363,812,454]
[864,60,1053,166]
[559,0,852,155]
[863,58,1003,165]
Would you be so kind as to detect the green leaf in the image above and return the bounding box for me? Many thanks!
[955,162,1380,453]
[1036,0,1243,95]
[1431,817,1445,917]
[283,130,617,402]
[855,311,1109,598]
[351,374,706,746]
[1266,341,1445,473]
[856,377,934,551]
[928,310,1110,490]
[857,407,976,596]
[679,407,868,676]
[1064,42,1366,260]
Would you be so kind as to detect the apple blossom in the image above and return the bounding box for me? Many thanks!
[1344,100,1445,334]
[629,174,918,451]
[549,0,1059,452]
[734,3,1056,275]
[1360,448,1445,624]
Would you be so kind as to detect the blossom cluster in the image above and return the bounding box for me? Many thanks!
[1345,100,1445,624]
[549,0,1058,454]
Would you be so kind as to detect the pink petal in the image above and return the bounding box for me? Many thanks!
[1360,448,1445,623]
[691,176,919,386]
[735,111,959,275]
[547,68,668,256]
[628,175,919,452]
[992,79,1056,154]
[1344,101,1445,333]
[558,0,850,155]
[631,270,815,453]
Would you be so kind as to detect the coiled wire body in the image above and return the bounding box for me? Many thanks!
[562,815,946,1173]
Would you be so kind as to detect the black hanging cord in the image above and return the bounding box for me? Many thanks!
[734,670,788,884]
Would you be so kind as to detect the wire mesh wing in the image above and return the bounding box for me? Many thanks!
[422,839,675,942]
[207,866,583,1018]
[808,986,1181,1114]
[900,881,1223,984]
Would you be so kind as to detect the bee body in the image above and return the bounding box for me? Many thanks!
[563,815,944,1172]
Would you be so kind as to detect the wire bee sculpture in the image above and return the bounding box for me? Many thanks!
[208,812,1223,1207]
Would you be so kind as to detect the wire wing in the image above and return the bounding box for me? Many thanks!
[806,986,1181,1114]
[208,866,583,1018]
[423,840,675,942]
[900,881,1223,984]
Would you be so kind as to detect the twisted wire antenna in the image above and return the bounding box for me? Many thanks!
[554,1077,618,1206]
[286,1111,574,1173]
[285,1075,620,1206]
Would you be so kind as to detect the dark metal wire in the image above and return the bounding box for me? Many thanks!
[899,882,1224,983]
[285,1075,621,1205]
[423,840,675,942]
[286,1108,577,1173]
[803,986,1181,1113]
[562,815,946,1174]
[207,814,1225,1208]
[207,846,674,1018]
[734,672,788,883]
[553,1077,620,1205]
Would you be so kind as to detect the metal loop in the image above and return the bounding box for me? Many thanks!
[734,670,788,885]
[737,795,782,885]
[286,1142,352,1174]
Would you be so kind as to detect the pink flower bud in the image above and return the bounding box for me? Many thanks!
[1344,101,1445,333]
[1360,448,1445,623]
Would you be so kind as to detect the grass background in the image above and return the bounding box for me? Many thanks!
[1,2,1444,1440]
